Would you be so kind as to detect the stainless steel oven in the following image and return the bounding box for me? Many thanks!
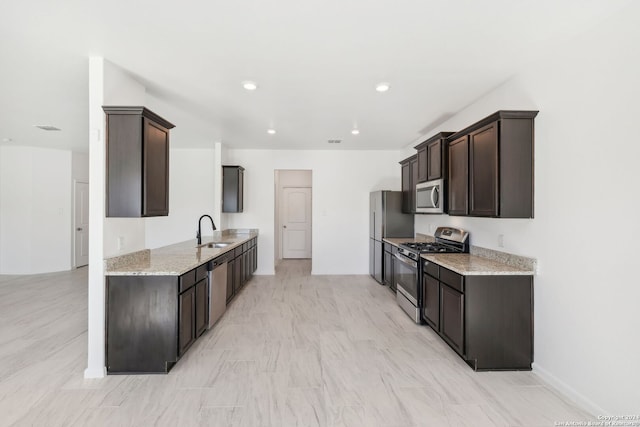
[394,248,420,323]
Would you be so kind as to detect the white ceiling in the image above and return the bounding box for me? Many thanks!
[0,0,632,152]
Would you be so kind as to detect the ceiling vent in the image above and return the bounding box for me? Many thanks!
[327,139,342,144]
[34,125,61,131]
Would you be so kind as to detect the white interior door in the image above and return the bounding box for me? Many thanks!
[282,187,312,259]
[74,181,89,267]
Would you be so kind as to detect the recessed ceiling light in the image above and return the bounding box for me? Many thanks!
[375,82,390,92]
[243,81,258,91]
[34,125,61,131]
[351,129,360,135]
[267,129,276,135]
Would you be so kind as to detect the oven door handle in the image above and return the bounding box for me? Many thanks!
[395,252,417,269]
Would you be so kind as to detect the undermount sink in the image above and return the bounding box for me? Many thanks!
[199,242,231,249]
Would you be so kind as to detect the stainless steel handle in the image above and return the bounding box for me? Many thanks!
[430,186,438,208]
[395,252,417,269]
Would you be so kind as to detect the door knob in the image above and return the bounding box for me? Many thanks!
[283,225,287,228]
[77,227,83,231]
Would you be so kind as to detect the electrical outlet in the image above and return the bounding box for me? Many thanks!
[117,236,125,250]
[497,234,504,248]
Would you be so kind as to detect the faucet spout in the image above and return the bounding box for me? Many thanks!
[197,214,217,245]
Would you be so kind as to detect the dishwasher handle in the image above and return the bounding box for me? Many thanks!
[209,255,229,269]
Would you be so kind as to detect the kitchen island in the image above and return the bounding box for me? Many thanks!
[104,229,258,374]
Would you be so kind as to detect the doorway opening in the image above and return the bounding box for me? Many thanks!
[274,170,312,267]
[74,180,89,268]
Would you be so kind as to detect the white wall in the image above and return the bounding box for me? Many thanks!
[0,146,72,274]
[225,149,401,275]
[412,3,640,414]
[145,148,216,248]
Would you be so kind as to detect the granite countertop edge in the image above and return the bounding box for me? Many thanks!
[420,253,534,276]
[105,229,258,276]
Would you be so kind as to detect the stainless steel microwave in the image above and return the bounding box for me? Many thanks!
[416,179,443,214]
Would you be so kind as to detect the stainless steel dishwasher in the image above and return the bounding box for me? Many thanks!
[208,255,228,329]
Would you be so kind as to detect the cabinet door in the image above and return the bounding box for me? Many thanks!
[416,146,428,183]
[222,166,244,213]
[448,136,469,215]
[422,274,440,329]
[226,257,235,303]
[243,250,250,283]
[427,140,443,181]
[401,162,411,213]
[441,283,464,355]
[252,245,257,273]
[383,250,394,287]
[238,168,244,212]
[234,255,242,291]
[178,287,195,356]
[469,122,499,216]
[142,118,169,216]
[410,157,418,212]
[194,279,208,337]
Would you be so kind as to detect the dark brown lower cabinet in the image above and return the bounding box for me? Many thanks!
[106,263,208,374]
[194,279,208,338]
[422,274,440,329]
[383,242,395,289]
[178,286,195,356]
[421,260,533,371]
[106,236,258,374]
[235,252,243,291]
[225,237,258,305]
[227,257,235,303]
[440,283,464,355]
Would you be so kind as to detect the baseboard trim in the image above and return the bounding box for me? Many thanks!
[84,366,106,379]
[254,270,275,276]
[532,363,608,417]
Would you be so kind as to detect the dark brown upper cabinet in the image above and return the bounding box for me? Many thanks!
[414,132,454,183]
[447,110,538,218]
[104,106,174,217]
[447,135,469,216]
[399,154,418,213]
[222,165,244,213]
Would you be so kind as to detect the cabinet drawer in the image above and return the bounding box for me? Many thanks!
[234,246,244,258]
[383,242,393,253]
[179,269,196,293]
[196,264,208,282]
[440,267,464,293]
[423,261,439,279]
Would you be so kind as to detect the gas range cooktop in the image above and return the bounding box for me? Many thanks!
[401,241,460,253]
[399,227,470,255]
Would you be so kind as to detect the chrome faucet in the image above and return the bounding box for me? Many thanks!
[197,214,217,245]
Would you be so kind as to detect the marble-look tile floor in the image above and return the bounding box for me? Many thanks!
[0,260,594,426]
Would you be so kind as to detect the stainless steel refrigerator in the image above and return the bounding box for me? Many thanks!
[369,191,414,284]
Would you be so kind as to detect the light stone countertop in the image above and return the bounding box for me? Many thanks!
[421,253,534,276]
[383,235,535,276]
[105,230,258,276]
